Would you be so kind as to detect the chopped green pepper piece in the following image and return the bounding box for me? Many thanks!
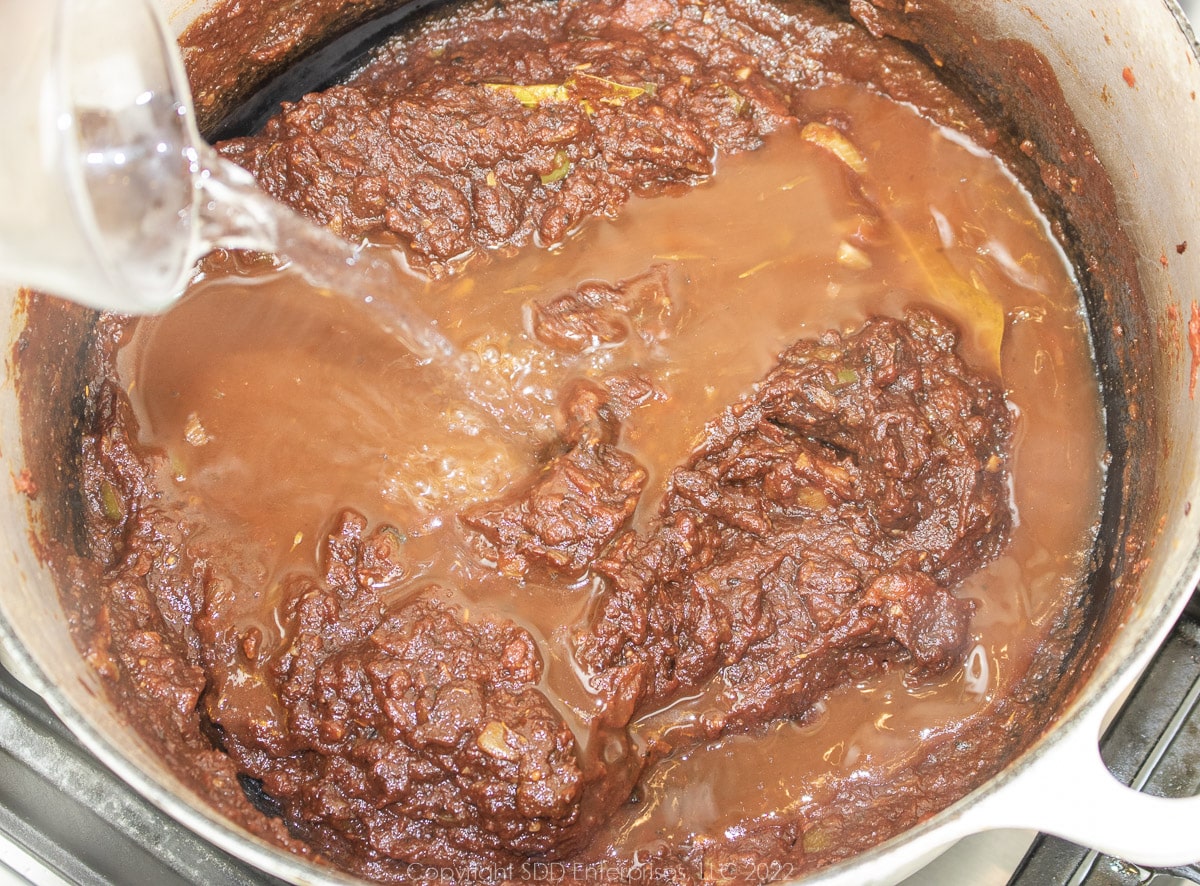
[540,150,571,184]
[99,480,123,521]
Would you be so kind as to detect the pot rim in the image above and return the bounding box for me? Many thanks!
[2,0,1199,883]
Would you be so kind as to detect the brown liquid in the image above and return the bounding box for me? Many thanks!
[117,85,1104,844]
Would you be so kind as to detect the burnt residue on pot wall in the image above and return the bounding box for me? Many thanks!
[11,299,314,853]
[845,0,1155,727]
[11,297,94,552]
[182,0,432,138]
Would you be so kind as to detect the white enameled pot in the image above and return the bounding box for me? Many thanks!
[0,1,1198,883]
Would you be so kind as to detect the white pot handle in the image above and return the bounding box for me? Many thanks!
[961,696,1200,868]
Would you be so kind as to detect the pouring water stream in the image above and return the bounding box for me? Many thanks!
[192,148,458,364]
[0,0,456,365]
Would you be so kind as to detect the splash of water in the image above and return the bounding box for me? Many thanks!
[193,145,457,364]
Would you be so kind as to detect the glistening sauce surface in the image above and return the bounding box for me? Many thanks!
[117,86,1103,857]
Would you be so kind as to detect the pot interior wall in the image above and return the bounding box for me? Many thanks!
[1,0,1198,883]
[849,2,1146,718]
[900,0,1200,710]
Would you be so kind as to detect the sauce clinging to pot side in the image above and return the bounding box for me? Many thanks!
[53,0,1104,880]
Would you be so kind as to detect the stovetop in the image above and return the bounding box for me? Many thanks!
[0,662,287,886]
[1,592,1198,886]
[3,2,1198,876]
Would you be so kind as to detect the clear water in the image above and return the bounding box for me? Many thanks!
[192,145,457,364]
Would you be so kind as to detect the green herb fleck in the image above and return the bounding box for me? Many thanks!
[540,150,571,185]
[484,82,568,108]
[99,481,123,521]
[380,525,408,550]
[720,84,749,116]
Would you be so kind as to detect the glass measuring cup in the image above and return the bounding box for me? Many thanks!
[0,0,455,363]
[0,0,203,313]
